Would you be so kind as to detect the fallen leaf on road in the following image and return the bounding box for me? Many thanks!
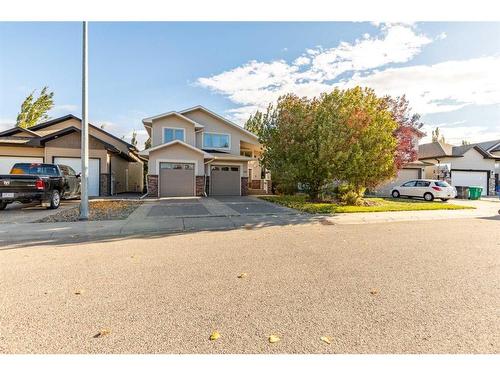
[94,329,111,338]
[244,224,253,230]
[209,331,220,341]
[269,335,280,343]
[237,273,248,279]
[319,219,335,225]
[74,290,84,295]
[320,336,332,344]
[370,289,378,295]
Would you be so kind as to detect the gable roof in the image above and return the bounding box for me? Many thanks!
[139,139,212,158]
[419,140,500,160]
[179,105,259,141]
[142,111,204,128]
[0,114,138,152]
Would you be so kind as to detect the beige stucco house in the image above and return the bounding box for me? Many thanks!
[0,115,144,196]
[418,140,500,196]
[140,106,269,197]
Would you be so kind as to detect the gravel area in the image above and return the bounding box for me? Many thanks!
[36,200,142,222]
[0,218,498,354]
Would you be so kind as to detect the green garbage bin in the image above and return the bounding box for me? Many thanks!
[468,186,483,200]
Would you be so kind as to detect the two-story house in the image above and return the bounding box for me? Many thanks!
[140,106,268,197]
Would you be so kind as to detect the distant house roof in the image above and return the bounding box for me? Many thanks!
[418,140,500,160]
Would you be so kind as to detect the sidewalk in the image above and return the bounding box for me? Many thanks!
[0,198,498,246]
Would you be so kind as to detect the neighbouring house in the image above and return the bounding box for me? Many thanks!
[0,115,144,196]
[418,140,500,196]
[139,105,270,197]
[374,127,431,195]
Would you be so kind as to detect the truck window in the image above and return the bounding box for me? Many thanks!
[10,163,59,176]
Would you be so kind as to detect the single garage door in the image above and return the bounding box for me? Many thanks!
[451,170,488,196]
[376,168,420,195]
[54,157,100,196]
[210,165,240,196]
[159,162,195,197]
[0,156,44,174]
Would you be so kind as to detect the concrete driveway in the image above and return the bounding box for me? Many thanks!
[0,200,79,224]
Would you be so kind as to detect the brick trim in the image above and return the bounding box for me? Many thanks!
[147,174,159,197]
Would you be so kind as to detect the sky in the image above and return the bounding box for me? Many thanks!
[0,22,499,149]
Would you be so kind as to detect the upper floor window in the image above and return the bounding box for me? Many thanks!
[240,150,252,157]
[163,127,185,143]
[203,132,230,149]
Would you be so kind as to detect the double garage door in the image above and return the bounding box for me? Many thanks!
[451,170,488,196]
[0,156,44,174]
[158,163,241,197]
[54,157,100,196]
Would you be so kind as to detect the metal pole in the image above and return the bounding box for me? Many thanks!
[79,21,89,220]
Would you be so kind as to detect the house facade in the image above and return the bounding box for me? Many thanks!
[0,115,144,196]
[140,106,269,197]
[418,140,500,196]
[374,127,430,195]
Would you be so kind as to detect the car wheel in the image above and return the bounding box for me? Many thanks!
[391,190,400,198]
[424,192,434,202]
[440,198,449,202]
[0,201,7,210]
[49,190,61,209]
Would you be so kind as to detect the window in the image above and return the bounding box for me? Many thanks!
[10,163,59,176]
[240,150,252,157]
[415,181,431,187]
[163,128,184,143]
[402,181,417,187]
[434,181,450,187]
[203,132,230,149]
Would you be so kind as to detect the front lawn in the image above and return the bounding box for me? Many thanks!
[260,195,475,214]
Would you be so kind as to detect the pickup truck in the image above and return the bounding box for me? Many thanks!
[0,163,81,210]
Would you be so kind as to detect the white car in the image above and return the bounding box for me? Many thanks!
[390,179,457,202]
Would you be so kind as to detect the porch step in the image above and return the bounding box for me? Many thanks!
[248,188,268,195]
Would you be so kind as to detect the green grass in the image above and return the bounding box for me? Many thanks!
[259,195,475,214]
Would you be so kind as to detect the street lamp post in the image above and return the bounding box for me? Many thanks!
[79,21,89,220]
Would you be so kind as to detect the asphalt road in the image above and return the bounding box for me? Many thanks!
[0,217,498,354]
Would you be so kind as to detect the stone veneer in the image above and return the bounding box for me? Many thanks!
[195,176,205,196]
[205,176,210,196]
[241,177,249,196]
[147,174,159,197]
[99,173,110,196]
[488,175,495,196]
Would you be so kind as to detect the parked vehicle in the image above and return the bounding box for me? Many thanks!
[390,179,457,202]
[0,163,80,210]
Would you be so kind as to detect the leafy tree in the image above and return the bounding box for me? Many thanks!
[130,130,138,147]
[16,86,54,129]
[244,110,264,136]
[432,127,445,143]
[384,95,423,169]
[144,137,151,149]
[255,87,398,202]
[461,139,470,146]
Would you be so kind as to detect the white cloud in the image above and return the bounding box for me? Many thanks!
[197,23,434,122]
[196,23,500,145]
[0,118,15,132]
[421,123,500,145]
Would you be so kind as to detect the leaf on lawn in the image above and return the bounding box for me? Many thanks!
[320,336,332,344]
[268,335,280,343]
[237,273,248,279]
[94,329,111,338]
[370,289,378,295]
[209,331,220,341]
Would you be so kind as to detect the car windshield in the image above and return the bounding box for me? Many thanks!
[434,181,450,187]
[10,163,59,176]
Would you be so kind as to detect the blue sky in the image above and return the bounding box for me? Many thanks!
[0,22,499,149]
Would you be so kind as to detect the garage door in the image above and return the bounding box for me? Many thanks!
[376,168,420,195]
[210,165,240,196]
[159,162,195,197]
[451,170,488,196]
[54,157,100,196]
[0,156,44,174]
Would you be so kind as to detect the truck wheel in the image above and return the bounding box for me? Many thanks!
[0,201,7,210]
[48,190,61,209]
